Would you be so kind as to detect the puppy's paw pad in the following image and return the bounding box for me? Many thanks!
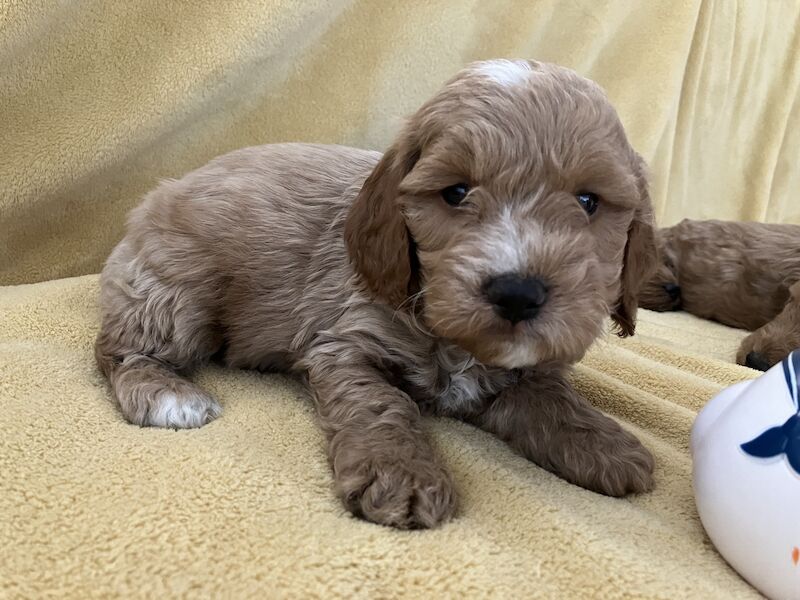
[339,459,456,529]
[147,391,221,429]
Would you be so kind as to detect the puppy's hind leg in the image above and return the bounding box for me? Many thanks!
[95,247,223,429]
[97,353,221,428]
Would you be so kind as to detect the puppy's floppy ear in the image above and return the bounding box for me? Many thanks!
[344,140,420,309]
[611,155,658,337]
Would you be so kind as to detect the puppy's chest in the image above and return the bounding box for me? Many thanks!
[402,344,511,416]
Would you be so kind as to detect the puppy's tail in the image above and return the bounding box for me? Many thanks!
[95,341,221,429]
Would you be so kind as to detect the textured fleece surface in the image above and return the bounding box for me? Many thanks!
[2,0,800,284]
[0,275,761,598]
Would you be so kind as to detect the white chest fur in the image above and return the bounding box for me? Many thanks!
[405,341,510,415]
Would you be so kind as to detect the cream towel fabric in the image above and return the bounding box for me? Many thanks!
[0,275,760,597]
[2,0,800,284]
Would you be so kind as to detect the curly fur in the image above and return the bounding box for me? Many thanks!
[640,219,800,370]
[96,59,657,529]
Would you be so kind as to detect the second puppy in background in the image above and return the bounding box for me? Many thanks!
[640,219,800,370]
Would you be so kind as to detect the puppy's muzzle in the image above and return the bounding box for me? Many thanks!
[664,283,681,301]
[485,273,548,324]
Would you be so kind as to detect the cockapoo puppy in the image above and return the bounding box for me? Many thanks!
[96,59,657,529]
[639,219,800,371]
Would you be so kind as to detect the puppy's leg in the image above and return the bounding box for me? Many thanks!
[96,353,221,428]
[95,244,222,429]
[468,371,654,496]
[306,347,456,529]
[737,281,800,370]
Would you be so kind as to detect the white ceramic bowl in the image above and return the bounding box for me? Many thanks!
[692,351,800,599]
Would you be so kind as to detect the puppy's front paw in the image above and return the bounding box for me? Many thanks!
[336,458,456,529]
[549,424,654,497]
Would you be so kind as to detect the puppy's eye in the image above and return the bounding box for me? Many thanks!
[576,192,600,216]
[441,183,470,206]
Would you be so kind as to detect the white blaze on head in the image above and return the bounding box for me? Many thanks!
[474,59,533,87]
[452,205,541,287]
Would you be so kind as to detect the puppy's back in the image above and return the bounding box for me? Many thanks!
[666,219,800,329]
[128,143,379,254]
[100,143,381,373]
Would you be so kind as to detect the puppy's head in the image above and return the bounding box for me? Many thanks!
[346,59,656,369]
[638,231,682,312]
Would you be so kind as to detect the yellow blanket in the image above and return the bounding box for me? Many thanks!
[2,0,800,285]
[1,275,759,597]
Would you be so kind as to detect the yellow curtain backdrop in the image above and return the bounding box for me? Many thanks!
[2,0,799,284]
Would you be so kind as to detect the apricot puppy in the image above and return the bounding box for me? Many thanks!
[96,60,657,528]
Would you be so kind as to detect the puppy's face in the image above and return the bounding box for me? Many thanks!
[346,60,656,369]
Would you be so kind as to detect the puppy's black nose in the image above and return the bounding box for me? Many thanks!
[485,274,548,324]
[745,351,771,372]
[664,283,681,301]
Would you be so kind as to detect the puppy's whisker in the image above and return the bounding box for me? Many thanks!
[456,356,476,376]
[394,288,437,338]
[395,288,425,315]
[465,309,485,335]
